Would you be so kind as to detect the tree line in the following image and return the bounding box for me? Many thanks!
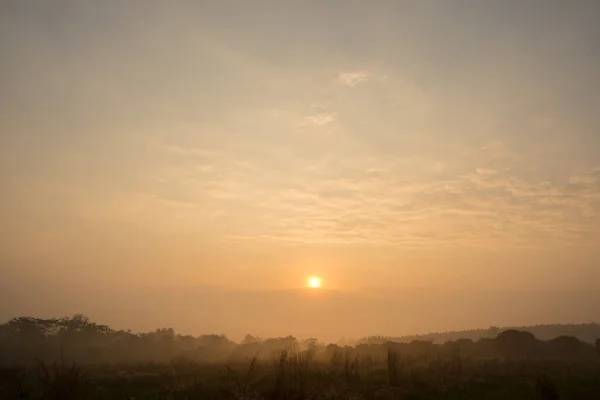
[1,315,599,366]
[361,323,600,344]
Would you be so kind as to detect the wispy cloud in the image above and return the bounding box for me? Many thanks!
[338,71,369,87]
[150,136,599,250]
[144,95,600,252]
[569,167,600,185]
[305,113,336,125]
[178,142,600,250]
[475,168,498,175]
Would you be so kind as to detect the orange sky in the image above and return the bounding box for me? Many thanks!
[1,1,600,340]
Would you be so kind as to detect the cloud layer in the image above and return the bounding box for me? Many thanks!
[150,134,600,251]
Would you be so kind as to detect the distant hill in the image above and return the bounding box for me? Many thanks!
[359,323,600,344]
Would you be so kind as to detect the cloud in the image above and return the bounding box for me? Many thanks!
[158,143,223,158]
[150,138,600,250]
[305,113,335,125]
[241,159,599,249]
[338,71,369,87]
[475,168,498,175]
[569,167,600,185]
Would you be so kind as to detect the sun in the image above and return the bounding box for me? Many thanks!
[308,276,322,288]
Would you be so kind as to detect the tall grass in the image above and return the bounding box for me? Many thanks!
[1,352,597,399]
[226,355,261,399]
[536,375,559,400]
[386,349,399,387]
[37,361,85,400]
[271,348,316,399]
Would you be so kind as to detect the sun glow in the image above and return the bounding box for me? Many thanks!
[308,276,322,288]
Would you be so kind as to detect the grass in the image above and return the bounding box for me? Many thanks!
[1,351,600,399]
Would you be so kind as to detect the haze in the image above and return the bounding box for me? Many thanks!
[1,1,599,341]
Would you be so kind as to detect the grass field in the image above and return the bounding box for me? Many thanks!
[2,351,600,400]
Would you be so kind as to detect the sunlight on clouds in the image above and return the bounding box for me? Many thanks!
[151,137,600,251]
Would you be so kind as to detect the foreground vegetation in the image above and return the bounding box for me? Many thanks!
[1,315,600,399]
[2,353,600,399]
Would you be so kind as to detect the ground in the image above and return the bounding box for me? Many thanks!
[2,355,600,399]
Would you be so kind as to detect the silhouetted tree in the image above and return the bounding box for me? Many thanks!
[547,335,591,359]
[2,315,599,366]
[242,334,261,344]
[495,330,540,358]
[487,326,500,338]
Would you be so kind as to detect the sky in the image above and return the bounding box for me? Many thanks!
[1,1,600,341]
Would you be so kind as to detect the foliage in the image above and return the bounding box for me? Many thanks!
[0,353,599,399]
[361,323,600,345]
[1,315,599,367]
[1,315,600,398]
